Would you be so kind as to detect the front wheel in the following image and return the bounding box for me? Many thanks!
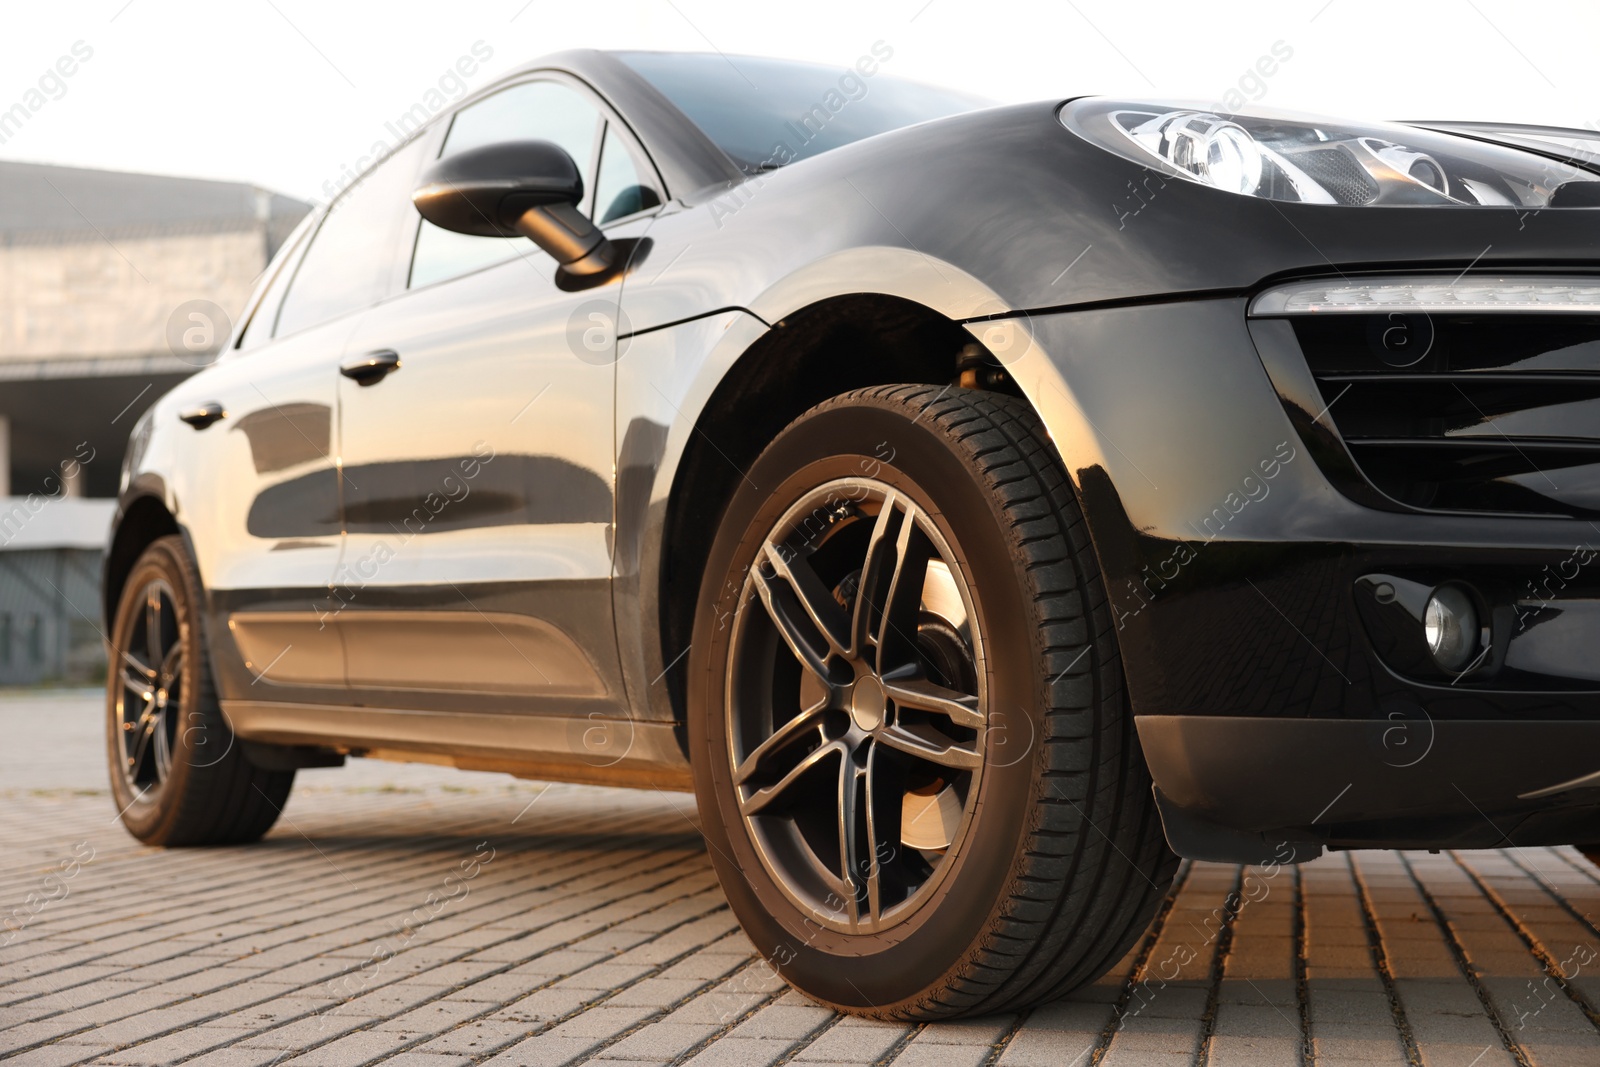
[688,385,1177,1018]
[106,535,293,845]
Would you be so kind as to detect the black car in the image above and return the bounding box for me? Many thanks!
[104,47,1600,1018]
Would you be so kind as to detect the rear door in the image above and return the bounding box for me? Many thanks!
[191,136,431,703]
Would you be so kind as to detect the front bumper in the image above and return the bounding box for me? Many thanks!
[1139,715,1600,861]
[1014,288,1600,856]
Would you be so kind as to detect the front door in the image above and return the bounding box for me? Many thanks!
[331,75,662,720]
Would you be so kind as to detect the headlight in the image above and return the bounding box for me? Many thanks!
[1060,98,1600,207]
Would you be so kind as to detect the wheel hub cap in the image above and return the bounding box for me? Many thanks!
[846,674,886,732]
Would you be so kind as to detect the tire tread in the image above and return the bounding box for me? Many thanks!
[803,385,1178,1018]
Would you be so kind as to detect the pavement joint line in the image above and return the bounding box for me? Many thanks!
[663,961,790,1064]
[0,804,685,981]
[1396,850,1531,1067]
[874,1020,927,1066]
[1451,849,1600,1033]
[980,1005,1031,1066]
[8,864,731,1067]
[768,1005,849,1066]
[566,952,785,1066]
[0,806,518,927]
[0,817,690,1013]
[1291,862,1313,1067]
[284,893,744,1067]
[9,693,1600,1066]
[1,841,714,1056]
[0,797,554,940]
[1086,859,1195,1066]
[1193,865,1246,1067]
[0,868,717,1065]
[0,811,536,971]
[1348,853,1423,1067]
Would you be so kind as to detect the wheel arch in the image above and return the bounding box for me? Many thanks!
[102,491,180,633]
[655,291,1032,732]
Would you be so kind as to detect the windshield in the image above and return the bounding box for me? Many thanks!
[617,51,990,171]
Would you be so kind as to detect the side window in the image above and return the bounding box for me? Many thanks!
[592,123,663,224]
[409,80,603,290]
[236,215,314,350]
[274,137,429,339]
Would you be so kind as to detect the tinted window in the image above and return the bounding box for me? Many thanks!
[592,123,662,224]
[275,137,428,338]
[410,80,603,290]
[617,51,989,171]
[237,215,314,350]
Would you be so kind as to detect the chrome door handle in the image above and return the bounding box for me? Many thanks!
[340,349,401,387]
[178,402,226,430]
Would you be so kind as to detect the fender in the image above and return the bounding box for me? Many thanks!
[612,242,1119,724]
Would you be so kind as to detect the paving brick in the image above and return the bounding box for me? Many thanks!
[547,1004,658,1040]
[1206,1035,1304,1067]
[726,1002,832,1038]
[605,976,707,1008]
[481,1034,594,1066]
[997,1027,1100,1067]
[160,1046,291,1067]
[8,695,1600,1067]
[595,1021,721,1059]
[682,1035,796,1066]
[234,1012,384,1049]
[93,1024,257,1065]
[888,1039,991,1067]
[410,1019,535,1055]
[792,1019,910,1062]
[277,1027,420,1067]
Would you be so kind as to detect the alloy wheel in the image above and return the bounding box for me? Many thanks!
[726,477,987,934]
[114,578,184,796]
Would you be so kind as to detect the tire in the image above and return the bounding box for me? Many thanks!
[688,384,1178,1018]
[105,534,293,845]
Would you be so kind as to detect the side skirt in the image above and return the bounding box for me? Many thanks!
[222,701,693,791]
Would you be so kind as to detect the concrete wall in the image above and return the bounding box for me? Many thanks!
[0,227,267,362]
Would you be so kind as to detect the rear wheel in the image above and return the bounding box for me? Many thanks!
[106,535,293,845]
[688,384,1177,1018]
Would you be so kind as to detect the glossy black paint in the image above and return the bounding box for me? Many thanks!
[108,48,1600,851]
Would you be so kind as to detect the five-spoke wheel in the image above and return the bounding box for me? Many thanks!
[113,579,184,796]
[106,535,293,845]
[729,482,986,932]
[690,384,1176,1018]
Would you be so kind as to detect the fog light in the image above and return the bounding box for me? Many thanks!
[1424,586,1478,672]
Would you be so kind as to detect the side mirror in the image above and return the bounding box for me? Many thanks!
[412,140,617,278]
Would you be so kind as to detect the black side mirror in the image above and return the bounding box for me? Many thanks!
[412,140,617,278]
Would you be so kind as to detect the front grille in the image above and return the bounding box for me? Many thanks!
[1281,313,1600,516]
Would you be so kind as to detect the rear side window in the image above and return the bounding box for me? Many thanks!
[409,80,603,290]
[236,215,314,351]
[274,136,429,338]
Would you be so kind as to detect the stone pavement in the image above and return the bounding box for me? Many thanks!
[4,689,1600,1067]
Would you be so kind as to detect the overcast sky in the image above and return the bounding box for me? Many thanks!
[2,0,1596,204]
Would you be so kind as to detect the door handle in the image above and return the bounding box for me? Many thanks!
[340,349,402,387]
[178,402,226,430]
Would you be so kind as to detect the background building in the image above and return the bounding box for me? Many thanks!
[0,160,307,684]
